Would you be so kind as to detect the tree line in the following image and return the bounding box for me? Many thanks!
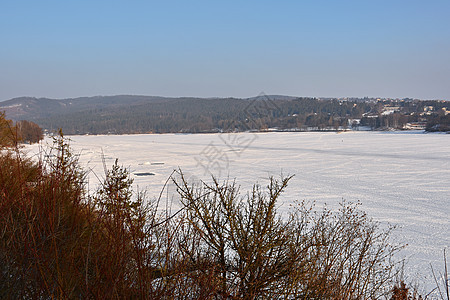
[31,97,449,135]
[0,112,43,146]
[34,97,371,134]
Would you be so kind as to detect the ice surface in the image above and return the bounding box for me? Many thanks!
[25,131,450,291]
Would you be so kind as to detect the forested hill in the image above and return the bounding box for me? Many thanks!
[0,95,177,121]
[0,95,369,134]
[1,95,448,134]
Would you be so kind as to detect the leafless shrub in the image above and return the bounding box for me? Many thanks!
[173,171,404,299]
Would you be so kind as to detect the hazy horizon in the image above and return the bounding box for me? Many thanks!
[1,1,449,101]
[3,93,448,103]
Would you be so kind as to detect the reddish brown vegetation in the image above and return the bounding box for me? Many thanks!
[0,112,43,146]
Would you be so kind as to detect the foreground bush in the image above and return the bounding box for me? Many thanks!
[0,134,175,298]
[173,173,403,299]
[0,134,413,299]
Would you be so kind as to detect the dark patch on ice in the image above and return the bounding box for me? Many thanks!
[134,172,155,176]
[151,162,164,165]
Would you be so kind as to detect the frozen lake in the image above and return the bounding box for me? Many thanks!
[26,131,449,290]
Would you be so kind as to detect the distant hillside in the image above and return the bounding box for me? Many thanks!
[1,95,330,134]
[1,95,448,134]
[0,95,178,121]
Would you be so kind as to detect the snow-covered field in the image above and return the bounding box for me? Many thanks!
[26,131,449,290]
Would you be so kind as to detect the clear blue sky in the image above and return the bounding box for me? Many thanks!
[1,0,449,100]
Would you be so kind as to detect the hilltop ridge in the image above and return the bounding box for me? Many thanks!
[1,95,448,134]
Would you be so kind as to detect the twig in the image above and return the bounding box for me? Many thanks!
[431,263,444,299]
[444,249,449,300]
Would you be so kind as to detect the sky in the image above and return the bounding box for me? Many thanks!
[1,0,449,101]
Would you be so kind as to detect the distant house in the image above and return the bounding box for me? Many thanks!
[423,106,434,112]
[421,106,435,116]
[348,119,361,126]
[405,122,426,130]
[381,106,400,115]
